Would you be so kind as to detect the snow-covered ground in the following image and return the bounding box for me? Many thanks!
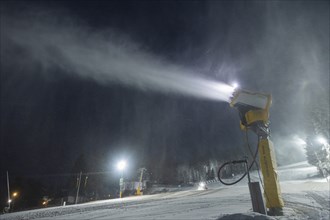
[1,162,329,220]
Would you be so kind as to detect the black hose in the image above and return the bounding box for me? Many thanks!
[217,160,249,185]
[217,131,259,185]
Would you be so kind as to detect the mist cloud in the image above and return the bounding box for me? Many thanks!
[1,2,329,167]
[1,6,234,102]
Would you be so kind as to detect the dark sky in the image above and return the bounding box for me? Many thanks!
[1,0,329,184]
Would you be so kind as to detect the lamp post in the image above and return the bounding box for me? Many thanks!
[7,171,11,212]
[117,160,127,198]
[11,192,18,211]
[75,171,82,204]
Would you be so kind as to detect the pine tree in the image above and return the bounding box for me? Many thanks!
[305,92,330,177]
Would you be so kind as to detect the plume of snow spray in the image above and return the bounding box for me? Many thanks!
[1,9,235,102]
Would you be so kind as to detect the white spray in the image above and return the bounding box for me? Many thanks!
[2,10,234,102]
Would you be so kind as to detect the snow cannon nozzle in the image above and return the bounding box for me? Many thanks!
[229,89,271,111]
[229,88,241,107]
[229,89,272,132]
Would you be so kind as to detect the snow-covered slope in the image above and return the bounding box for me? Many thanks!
[1,162,329,220]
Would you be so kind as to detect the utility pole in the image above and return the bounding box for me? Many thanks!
[7,171,11,210]
[75,171,82,204]
[136,168,146,196]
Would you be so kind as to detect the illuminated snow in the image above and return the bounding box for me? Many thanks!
[1,162,329,220]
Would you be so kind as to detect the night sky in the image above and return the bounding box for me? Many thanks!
[1,0,329,197]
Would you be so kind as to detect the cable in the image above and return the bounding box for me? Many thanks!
[217,130,259,185]
[217,160,249,185]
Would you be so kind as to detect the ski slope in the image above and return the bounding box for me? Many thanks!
[1,162,329,220]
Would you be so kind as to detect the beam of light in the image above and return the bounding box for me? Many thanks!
[273,134,308,165]
[2,11,236,103]
[293,136,307,146]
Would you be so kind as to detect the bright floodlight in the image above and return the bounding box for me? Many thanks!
[232,82,239,89]
[117,160,127,171]
[317,136,328,145]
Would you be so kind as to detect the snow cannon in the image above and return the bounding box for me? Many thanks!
[230,89,284,215]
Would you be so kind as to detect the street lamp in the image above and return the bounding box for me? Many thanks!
[12,192,18,198]
[117,160,127,172]
[11,192,19,211]
[117,160,127,198]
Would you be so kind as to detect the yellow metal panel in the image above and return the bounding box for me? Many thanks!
[258,138,284,208]
[245,109,268,125]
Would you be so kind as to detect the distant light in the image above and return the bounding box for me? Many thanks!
[117,160,127,171]
[197,182,207,190]
[8,199,12,203]
[12,192,18,197]
[317,136,328,145]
